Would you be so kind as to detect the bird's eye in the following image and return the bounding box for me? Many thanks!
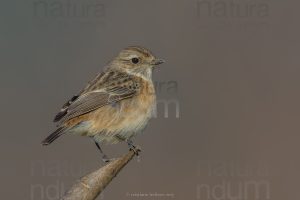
[131,57,139,64]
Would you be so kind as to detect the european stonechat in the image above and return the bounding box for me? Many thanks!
[42,46,164,161]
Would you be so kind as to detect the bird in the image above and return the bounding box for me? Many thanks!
[41,46,164,162]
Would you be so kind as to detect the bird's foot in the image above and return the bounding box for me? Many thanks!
[102,154,116,163]
[131,145,141,156]
[102,154,110,163]
[127,141,141,156]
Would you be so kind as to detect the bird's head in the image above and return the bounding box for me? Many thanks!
[110,46,164,79]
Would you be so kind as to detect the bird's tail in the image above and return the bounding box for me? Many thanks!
[41,127,67,145]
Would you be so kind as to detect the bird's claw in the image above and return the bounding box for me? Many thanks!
[129,145,141,156]
[102,155,114,163]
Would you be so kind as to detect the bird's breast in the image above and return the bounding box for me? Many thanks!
[90,79,156,136]
[118,79,156,129]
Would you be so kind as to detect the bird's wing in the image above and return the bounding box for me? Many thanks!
[53,70,139,124]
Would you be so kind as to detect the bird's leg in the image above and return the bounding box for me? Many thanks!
[126,139,141,155]
[115,134,141,155]
[94,141,110,163]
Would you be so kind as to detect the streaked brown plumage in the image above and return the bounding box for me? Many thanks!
[41,46,164,161]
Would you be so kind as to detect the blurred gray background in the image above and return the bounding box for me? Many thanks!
[1,0,300,199]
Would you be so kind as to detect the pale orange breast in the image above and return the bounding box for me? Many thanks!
[89,79,156,138]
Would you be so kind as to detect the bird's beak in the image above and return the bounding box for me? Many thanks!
[151,58,165,66]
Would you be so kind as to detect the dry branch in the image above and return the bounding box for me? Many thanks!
[61,149,139,200]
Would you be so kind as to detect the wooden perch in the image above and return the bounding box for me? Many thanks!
[61,149,139,200]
